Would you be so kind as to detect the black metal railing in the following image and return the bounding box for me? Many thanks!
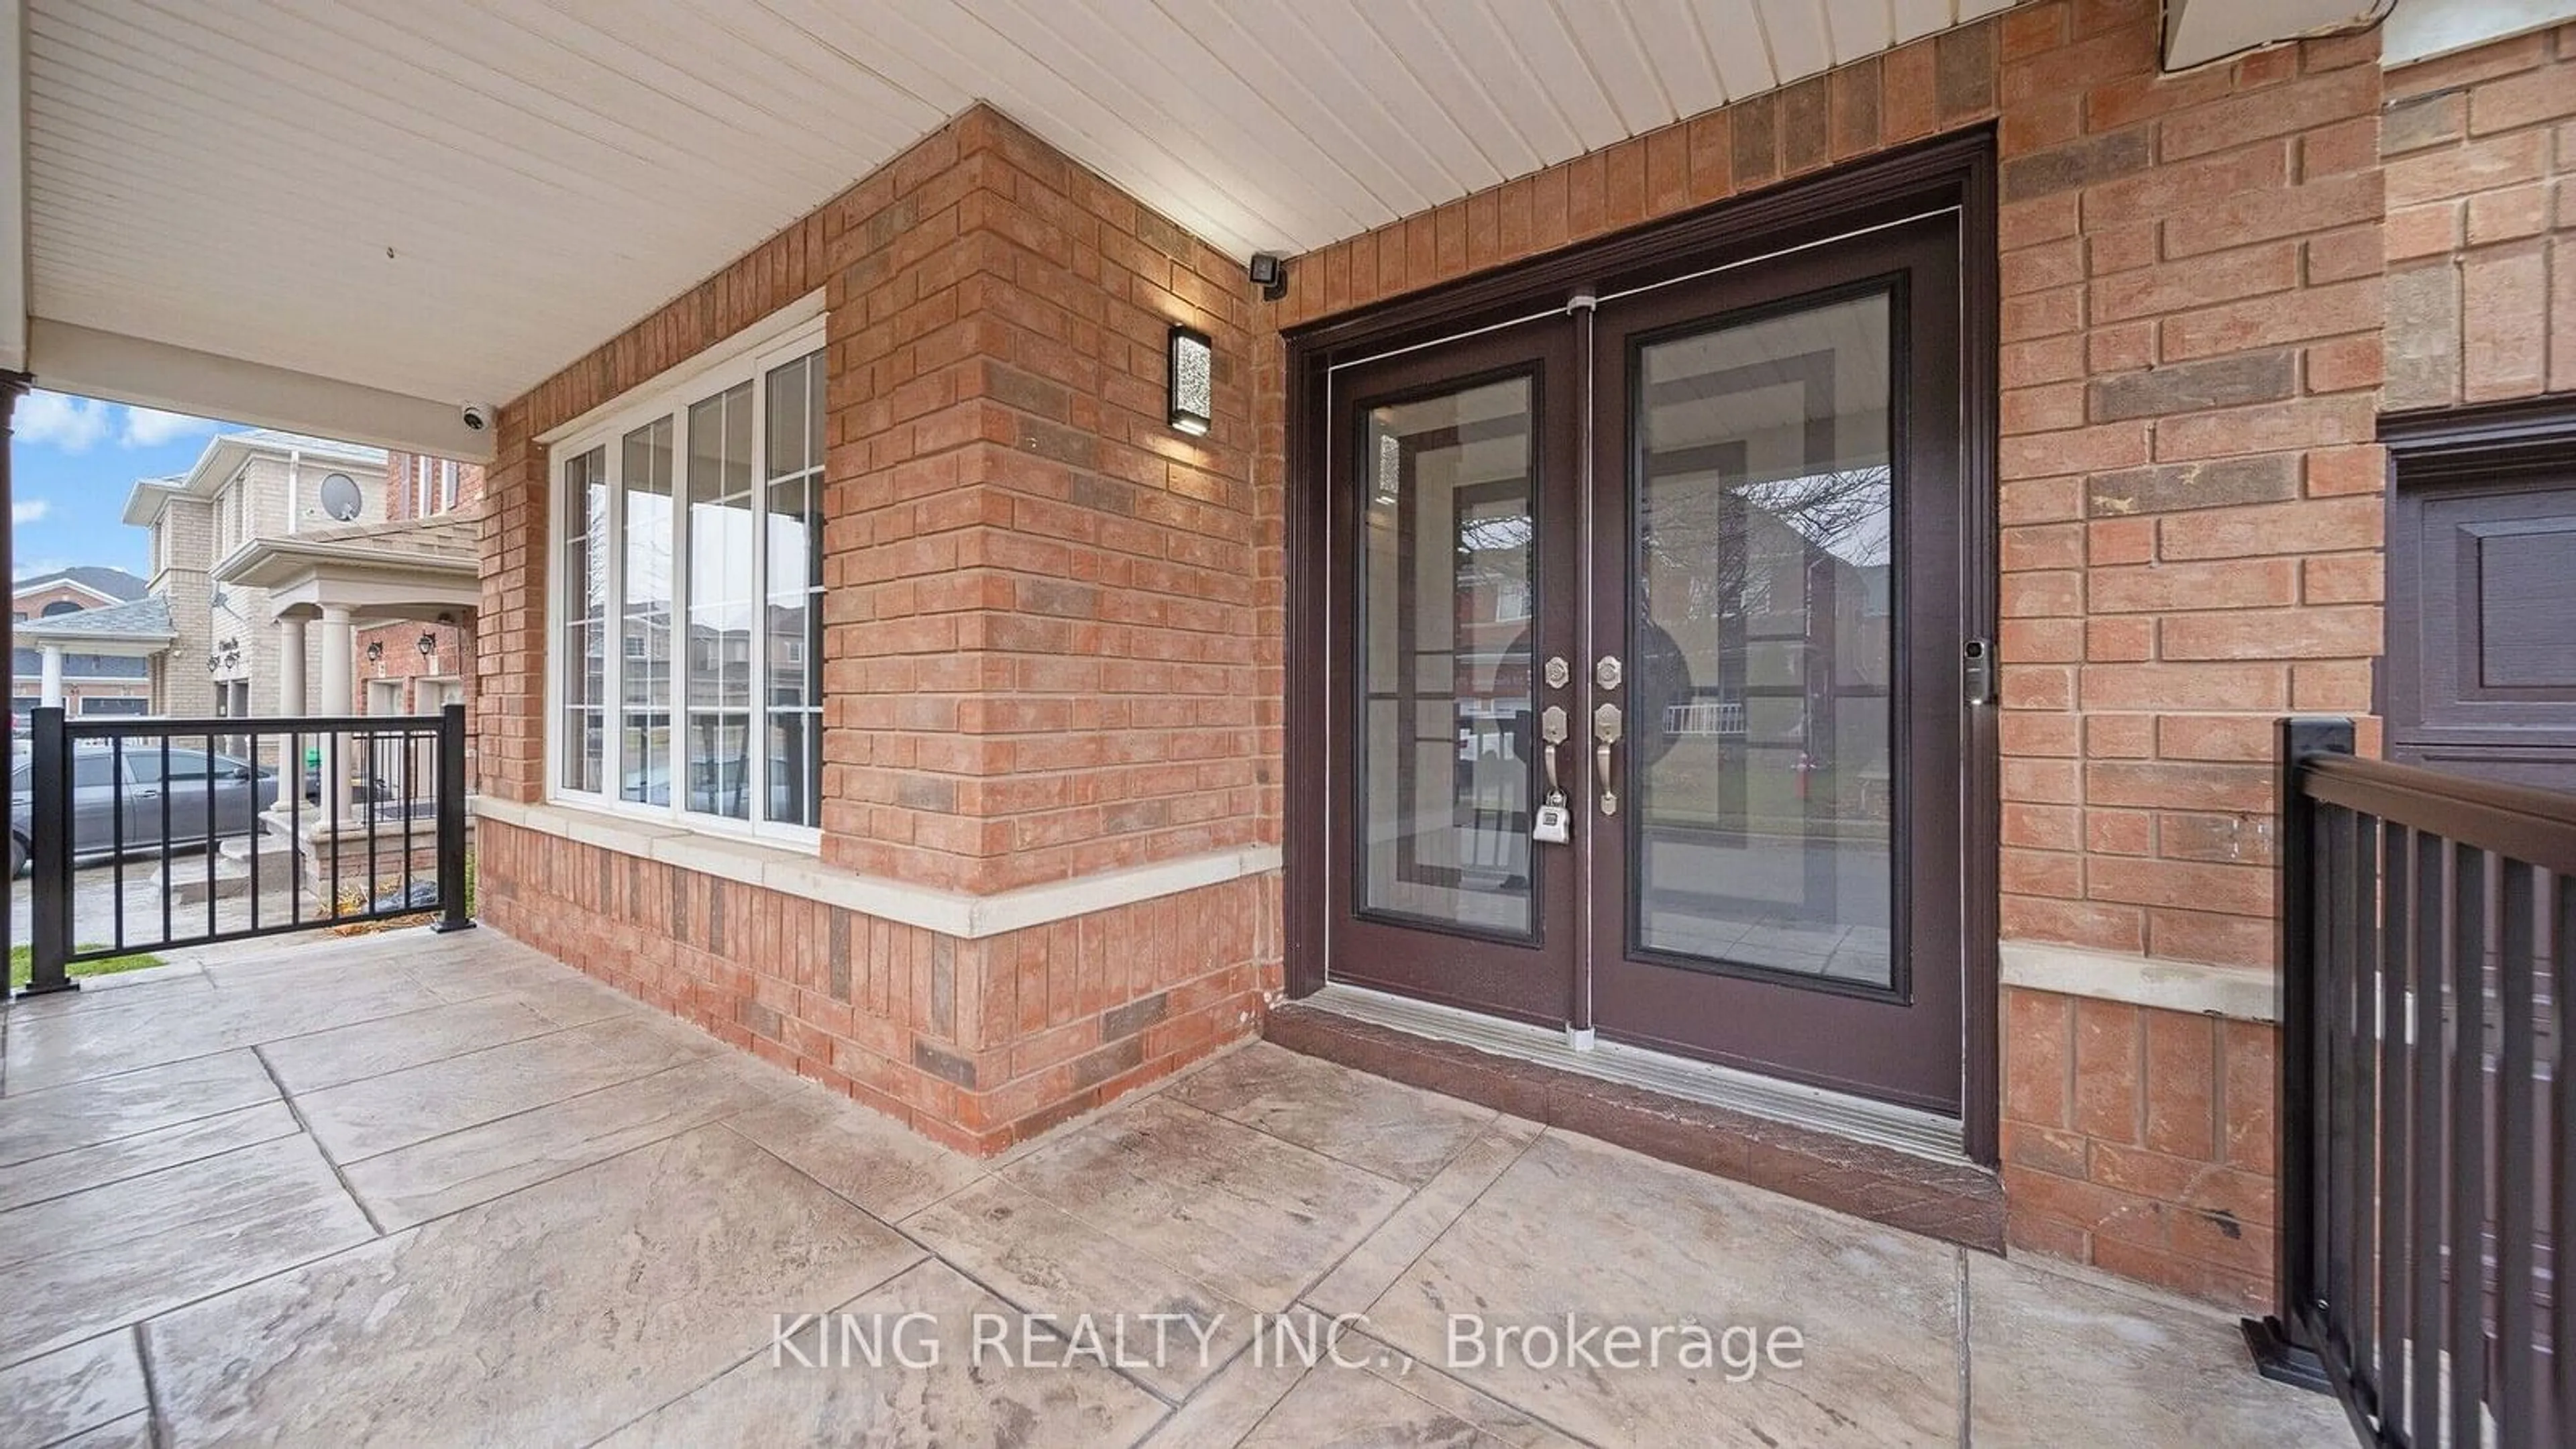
[15,703,474,996]
[2249,716,2572,1448]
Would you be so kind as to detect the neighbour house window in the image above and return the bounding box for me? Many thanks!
[552,322,825,843]
[411,457,458,517]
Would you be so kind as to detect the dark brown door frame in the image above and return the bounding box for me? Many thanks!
[1282,127,2001,1164]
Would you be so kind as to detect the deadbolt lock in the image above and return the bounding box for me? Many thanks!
[1544,655,1570,690]
[1594,656,1622,690]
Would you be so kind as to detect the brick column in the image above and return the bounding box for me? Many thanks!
[815,110,1263,896]
[1989,5,2385,1307]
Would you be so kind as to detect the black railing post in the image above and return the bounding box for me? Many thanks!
[432,702,474,934]
[2243,715,2355,1390]
[22,705,76,995]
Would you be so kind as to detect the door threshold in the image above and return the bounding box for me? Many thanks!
[1305,981,1972,1168]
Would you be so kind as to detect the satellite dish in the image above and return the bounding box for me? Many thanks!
[319,473,363,522]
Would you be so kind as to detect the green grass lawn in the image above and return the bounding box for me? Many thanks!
[8,944,168,990]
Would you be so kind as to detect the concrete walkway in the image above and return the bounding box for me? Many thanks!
[0,927,2347,1446]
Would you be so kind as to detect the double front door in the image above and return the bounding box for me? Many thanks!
[1325,216,1974,1116]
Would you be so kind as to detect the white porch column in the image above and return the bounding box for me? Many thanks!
[319,604,354,824]
[37,644,62,707]
[276,616,307,715]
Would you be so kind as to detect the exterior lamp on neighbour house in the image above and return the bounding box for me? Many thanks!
[365,641,384,664]
[1167,324,1212,437]
[417,632,437,660]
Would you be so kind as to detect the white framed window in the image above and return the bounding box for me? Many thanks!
[413,457,458,517]
[549,318,826,847]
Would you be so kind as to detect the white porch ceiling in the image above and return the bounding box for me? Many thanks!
[15,0,2023,445]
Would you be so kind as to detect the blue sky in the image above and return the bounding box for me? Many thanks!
[9,390,242,582]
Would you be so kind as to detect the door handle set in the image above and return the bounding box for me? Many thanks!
[1530,659,1624,838]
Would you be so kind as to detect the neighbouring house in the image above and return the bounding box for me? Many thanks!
[352,451,483,723]
[121,429,385,720]
[9,565,152,718]
[8,0,2576,1338]
[109,429,480,740]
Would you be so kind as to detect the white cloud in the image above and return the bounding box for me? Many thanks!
[120,407,219,448]
[11,390,221,451]
[14,391,111,452]
[13,558,70,580]
[12,500,51,525]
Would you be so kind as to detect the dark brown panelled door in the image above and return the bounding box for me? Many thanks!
[1587,217,1967,1114]
[1326,322,1580,1025]
[1324,213,1973,1116]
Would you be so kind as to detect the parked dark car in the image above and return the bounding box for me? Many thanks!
[8,745,282,877]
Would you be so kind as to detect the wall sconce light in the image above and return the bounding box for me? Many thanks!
[1167,324,1212,437]
[416,632,438,659]
[365,641,384,663]
[207,653,220,673]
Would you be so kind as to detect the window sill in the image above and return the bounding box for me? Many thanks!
[1997,941,2275,1024]
[476,796,1282,940]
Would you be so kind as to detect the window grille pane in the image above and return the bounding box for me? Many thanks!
[686,383,755,819]
[560,446,608,794]
[763,350,826,828]
[620,418,674,806]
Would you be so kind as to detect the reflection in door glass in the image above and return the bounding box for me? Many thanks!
[1633,294,1895,988]
[1358,378,1537,936]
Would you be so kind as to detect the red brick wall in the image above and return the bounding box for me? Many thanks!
[350,625,471,711]
[478,816,1271,1152]
[2002,985,2277,1307]
[474,108,1281,1155]
[1992,8,2383,979]
[820,113,1266,894]
[2383,24,2576,407]
[480,107,1266,896]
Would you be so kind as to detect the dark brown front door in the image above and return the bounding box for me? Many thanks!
[1323,213,1977,1117]
[1585,217,1968,1114]
[1327,323,1581,1026]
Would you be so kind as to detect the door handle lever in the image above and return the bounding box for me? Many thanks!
[1592,702,1622,816]
[1540,704,1568,800]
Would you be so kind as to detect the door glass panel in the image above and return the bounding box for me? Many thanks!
[1632,293,1895,988]
[1356,376,1538,936]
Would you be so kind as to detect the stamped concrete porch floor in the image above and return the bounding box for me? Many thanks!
[0,928,2345,1447]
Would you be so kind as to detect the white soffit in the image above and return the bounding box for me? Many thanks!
[18,0,2015,420]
